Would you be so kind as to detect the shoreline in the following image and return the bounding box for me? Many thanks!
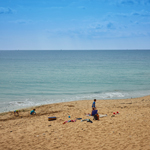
[1,90,150,113]
[0,95,150,150]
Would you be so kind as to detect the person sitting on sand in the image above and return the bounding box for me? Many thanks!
[85,107,98,116]
[14,110,19,115]
[30,109,36,115]
[92,99,96,109]
[91,107,98,116]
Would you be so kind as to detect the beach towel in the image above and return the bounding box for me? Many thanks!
[85,114,107,118]
[63,120,76,124]
[76,118,82,120]
[99,114,107,118]
[81,119,93,123]
[85,114,91,116]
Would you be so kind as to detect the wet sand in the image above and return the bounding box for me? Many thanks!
[0,95,150,150]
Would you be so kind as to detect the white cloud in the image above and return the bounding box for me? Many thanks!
[131,10,150,17]
[12,20,32,24]
[105,0,150,5]
[0,7,13,14]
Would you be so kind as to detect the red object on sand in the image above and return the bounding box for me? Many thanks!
[117,111,119,114]
[113,112,116,115]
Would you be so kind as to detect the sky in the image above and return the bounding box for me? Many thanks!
[0,0,150,50]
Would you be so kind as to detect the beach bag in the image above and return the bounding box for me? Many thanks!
[94,114,99,120]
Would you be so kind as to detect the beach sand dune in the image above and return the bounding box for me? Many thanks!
[0,96,150,150]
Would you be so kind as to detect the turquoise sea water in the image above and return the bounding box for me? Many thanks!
[0,50,150,112]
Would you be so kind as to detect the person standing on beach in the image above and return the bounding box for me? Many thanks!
[92,99,96,109]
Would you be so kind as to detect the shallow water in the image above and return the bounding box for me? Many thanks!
[0,50,150,112]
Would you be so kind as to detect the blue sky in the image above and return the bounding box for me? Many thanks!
[0,0,150,50]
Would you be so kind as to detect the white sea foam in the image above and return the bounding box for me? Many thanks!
[0,90,150,113]
[9,99,35,106]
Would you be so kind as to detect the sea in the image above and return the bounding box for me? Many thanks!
[0,50,150,113]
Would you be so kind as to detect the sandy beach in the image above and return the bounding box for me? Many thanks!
[0,95,150,150]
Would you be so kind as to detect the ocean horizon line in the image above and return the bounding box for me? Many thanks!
[0,49,150,51]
